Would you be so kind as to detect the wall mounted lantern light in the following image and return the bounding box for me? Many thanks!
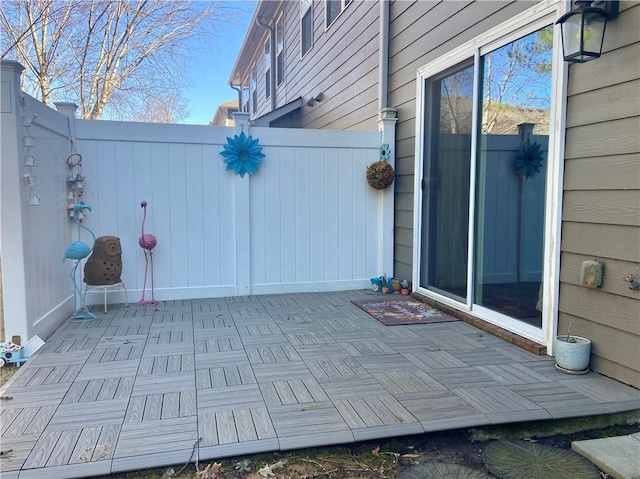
[556,0,619,63]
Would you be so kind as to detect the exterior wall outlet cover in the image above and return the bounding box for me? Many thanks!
[580,260,603,288]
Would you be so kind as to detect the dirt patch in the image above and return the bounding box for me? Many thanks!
[98,414,639,479]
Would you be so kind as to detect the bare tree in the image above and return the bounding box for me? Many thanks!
[1,0,234,120]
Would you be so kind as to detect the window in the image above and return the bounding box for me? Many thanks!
[251,66,257,114]
[264,40,271,99]
[326,0,350,27]
[301,0,312,56]
[276,14,284,86]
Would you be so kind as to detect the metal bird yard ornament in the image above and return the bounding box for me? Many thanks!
[64,203,97,321]
[138,201,158,305]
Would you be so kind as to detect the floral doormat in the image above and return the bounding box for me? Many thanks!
[351,296,459,326]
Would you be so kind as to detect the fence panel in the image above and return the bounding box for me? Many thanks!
[75,121,381,300]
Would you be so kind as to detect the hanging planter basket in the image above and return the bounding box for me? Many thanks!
[367,160,394,189]
[366,143,395,190]
[366,160,394,190]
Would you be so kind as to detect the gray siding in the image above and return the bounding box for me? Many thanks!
[248,0,380,130]
[387,0,532,281]
[559,1,640,388]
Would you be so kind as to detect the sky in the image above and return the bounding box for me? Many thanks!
[183,1,258,125]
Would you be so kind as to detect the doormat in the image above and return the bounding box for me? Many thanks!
[351,296,459,326]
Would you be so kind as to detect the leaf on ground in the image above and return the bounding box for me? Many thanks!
[198,462,222,479]
[258,458,287,477]
[401,453,421,459]
[372,446,381,455]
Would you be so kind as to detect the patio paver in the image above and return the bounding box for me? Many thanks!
[1,290,638,479]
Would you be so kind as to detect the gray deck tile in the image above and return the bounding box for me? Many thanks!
[293,343,349,359]
[197,438,281,461]
[195,336,244,354]
[355,354,416,373]
[427,367,502,389]
[26,351,91,367]
[395,390,484,423]
[76,359,139,380]
[115,416,198,457]
[1,383,70,408]
[485,409,553,424]
[194,350,250,369]
[3,293,640,479]
[0,432,40,472]
[197,384,265,413]
[453,386,542,414]
[252,361,313,382]
[111,448,195,474]
[318,375,388,399]
[562,377,640,403]
[352,422,424,442]
[47,399,127,430]
[268,401,351,438]
[19,460,112,479]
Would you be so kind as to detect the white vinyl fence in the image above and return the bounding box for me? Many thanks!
[1,61,392,343]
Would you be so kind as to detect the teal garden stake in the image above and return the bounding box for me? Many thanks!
[64,203,97,321]
[220,131,265,178]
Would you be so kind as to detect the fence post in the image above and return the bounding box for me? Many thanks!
[378,107,398,279]
[1,60,29,342]
[232,112,252,295]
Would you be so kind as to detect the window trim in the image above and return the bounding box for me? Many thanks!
[275,13,284,87]
[264,39,271,100]
[301,0,313,58]
[325,0,351,29]
[251,65,257,115]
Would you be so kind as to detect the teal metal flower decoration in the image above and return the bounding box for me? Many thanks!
[379,143,391,161]
[513,141,544,179]
[220,131,265,178]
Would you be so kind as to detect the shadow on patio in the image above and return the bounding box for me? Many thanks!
[1,290,639,479]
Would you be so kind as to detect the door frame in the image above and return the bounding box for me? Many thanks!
[411,0,569,350]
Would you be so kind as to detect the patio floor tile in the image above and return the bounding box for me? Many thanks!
[1,290,639,478]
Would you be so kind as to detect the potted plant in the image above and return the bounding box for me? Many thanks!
[381,274,389,295]
[366,143,394,190]
[401,279,410,295]
[554,321,591,374]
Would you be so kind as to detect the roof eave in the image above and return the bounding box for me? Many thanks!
[228,0,281,85]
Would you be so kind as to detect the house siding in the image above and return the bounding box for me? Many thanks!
[559,1,640,388]
[387,0,532,280]
[241,0,380,130]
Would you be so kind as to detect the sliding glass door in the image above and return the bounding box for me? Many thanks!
[420,63,474,302]
[419,24,555,335]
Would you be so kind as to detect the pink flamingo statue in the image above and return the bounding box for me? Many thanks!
[138,200,158,305]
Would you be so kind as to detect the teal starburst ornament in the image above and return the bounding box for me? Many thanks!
[513,140,544,179]
[220,131,265,178]
[379,143,391,161]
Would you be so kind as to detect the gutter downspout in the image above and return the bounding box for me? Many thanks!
[256,16,276,113]
[230,83,242,112]
[378,0,390,114]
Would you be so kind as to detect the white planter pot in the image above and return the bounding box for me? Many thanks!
[554,335,591,373]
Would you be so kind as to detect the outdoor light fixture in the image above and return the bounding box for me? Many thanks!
[556,0,619,63]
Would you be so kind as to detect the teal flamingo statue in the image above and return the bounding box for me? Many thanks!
[64,203,97,321]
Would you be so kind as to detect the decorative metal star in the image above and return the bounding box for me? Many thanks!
[220,131,265,178]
